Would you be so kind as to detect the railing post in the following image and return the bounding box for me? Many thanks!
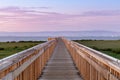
[62,38,120,80]
[0,39,57,80]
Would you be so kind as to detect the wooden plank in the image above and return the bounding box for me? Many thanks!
[38,38,83,80]
[62,37,120,80]
[0,39,56,80]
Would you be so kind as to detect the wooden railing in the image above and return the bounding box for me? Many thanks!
[63,38,120,80]
[0,39,56,80]
[1,37,120,80]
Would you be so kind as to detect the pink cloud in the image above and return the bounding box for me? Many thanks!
[0,7,120,32]
[82,10,120,16]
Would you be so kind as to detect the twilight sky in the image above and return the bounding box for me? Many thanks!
[0,0,120,32]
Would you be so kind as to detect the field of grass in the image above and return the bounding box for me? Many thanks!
[0,41,45,59]
[74,40,120,59]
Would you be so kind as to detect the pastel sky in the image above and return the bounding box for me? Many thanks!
[0,0,120,32]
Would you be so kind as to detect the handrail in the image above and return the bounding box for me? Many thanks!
[73,41,120,65]
[62,38,120,80]
[0,38,56,80]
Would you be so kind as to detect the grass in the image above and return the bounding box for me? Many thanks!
[74,40,120,59]
[0,41,45,59]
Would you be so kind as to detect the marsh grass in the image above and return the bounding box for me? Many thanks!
[74,40,120,59]
[0,41,45,59]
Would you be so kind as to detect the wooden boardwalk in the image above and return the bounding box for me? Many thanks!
[1,37,120,80]
[38,38,83,80]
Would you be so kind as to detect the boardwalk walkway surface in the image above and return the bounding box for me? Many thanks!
[38,38,83,80]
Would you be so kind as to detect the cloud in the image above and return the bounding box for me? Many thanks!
[82,10,120,16]
[0,6,72,28]
[0,6,120,31]
[0,6,120,19]
[0,6,71,21]
[27,7,50,9]
[0,6,51,16]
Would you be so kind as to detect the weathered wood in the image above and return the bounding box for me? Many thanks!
[0,39,56,80]
[1,37,120,80]
[38,38,83,80]
[63,37,120,80]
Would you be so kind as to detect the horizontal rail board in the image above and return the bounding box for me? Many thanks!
[0,38,57,80]
[62,37,120,80]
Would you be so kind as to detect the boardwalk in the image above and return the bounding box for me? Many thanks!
[1,38,120,80]
[39,38,83,80]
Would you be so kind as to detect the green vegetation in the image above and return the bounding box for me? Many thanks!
[0,41,45,59]
[74,40,120,59]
